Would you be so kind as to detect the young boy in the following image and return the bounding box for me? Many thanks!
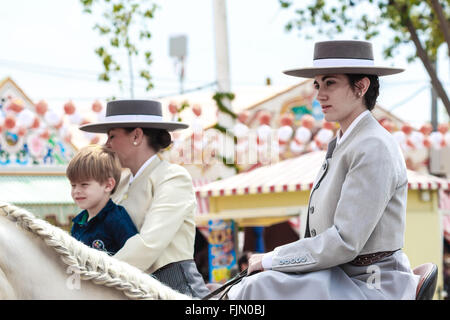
[67,145,138,255]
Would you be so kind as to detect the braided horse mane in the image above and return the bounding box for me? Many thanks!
[0,202,191,300]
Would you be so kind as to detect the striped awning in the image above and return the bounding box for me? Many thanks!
[0,175,74,204]
[196,151,450,198]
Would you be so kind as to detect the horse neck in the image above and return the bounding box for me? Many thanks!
[0,215,125,300]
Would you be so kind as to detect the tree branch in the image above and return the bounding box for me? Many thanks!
[392,1,450,116]
[430,0,450,53]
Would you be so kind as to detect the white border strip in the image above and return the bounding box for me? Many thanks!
[104,114,164,123]
[313,58,374,67]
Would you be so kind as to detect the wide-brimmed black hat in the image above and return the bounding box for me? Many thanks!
[79,100,188,133]
[283,40,404,78]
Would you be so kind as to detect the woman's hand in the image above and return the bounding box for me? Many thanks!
[247,253,265,275]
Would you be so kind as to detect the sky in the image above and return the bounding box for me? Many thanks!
[0,0,449,128]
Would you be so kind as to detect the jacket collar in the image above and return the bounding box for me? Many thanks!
[72,198,115,225]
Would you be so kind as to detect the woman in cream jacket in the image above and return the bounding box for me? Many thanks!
[80,99,209,298]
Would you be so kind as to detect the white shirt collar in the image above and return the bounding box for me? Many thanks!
[129,154,157,184]
[336,110,370,145]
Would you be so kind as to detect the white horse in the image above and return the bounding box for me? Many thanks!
[0,202,193,300]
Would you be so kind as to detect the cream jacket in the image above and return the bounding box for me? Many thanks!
[112,156,197,274]
[272,113,408,272]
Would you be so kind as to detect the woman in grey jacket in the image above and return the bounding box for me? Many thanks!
[228,40,420,300]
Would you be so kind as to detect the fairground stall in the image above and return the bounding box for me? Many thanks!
[196,150,450,298]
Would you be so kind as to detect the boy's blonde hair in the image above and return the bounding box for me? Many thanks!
[66,145,122,194]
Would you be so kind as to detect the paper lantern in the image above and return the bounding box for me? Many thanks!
[314,128,333,148]
[31,117,40,129]
[277,125,293,144]
[300,114,315,130]
[17,127,27,137]
[4,115,16,130]
[258,111,271,125]
[428,131,443,149]
[409,131,424,149]
[44,110,62,127]
[238,111,249,124]
[8,98,24,113]
[419,123,432,136]
[39,129,50,140]
[64,101,76,115]
[280,113,294,127]
[68,112,83,125]
[322,121,334,131]
[257,124,272,143]
[233,122,249,138]
[380,119,394,133]
[438,123,449,135]
[92,100,103,113]
[294,126,312,144]
[168,102,178,115]
[35,100,48,115]
[401,123,413,135]
[16,109,35,128]
[192,104,202,117]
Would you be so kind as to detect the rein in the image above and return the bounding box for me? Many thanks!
[201,268,255,300]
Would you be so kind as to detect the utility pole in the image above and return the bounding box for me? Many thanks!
[213,0,234,130]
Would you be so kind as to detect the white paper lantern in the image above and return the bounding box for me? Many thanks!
[16,109,35,128]
[277,125,293,143]
[409,131,425,149]
[444,132,450,146]
[295,127,312,144]
[392,131,406,145]
[257,124,272,142]
[315,128,333,145]
[69,112,83,125]
[44,109,62,127]
[429,131,443,149]
[233,122,249,138]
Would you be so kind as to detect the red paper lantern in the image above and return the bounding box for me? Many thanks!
[168,102,178,114]
[35,100,48,115]
[64,101,76,115]
[438,123,449,135]
[419,123,432,136]
[259,111,271,125]
[31,117,40,129]
[40,129,50,140]
[280,113,294,127]
[322,121,334,130]
[192,104,202,117]
[92,100,103,113]
[4,115,16,129]
[401,123,413,135]
[17,127,27,137]
[8,99,24,113]
[300,114,315,130]
[238,111,249,124]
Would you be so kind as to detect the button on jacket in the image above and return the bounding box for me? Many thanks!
[111,156,197,274]
[271,113,408,273]
[71,199,138,255]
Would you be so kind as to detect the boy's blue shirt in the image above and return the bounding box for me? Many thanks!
[71,199,138,255]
